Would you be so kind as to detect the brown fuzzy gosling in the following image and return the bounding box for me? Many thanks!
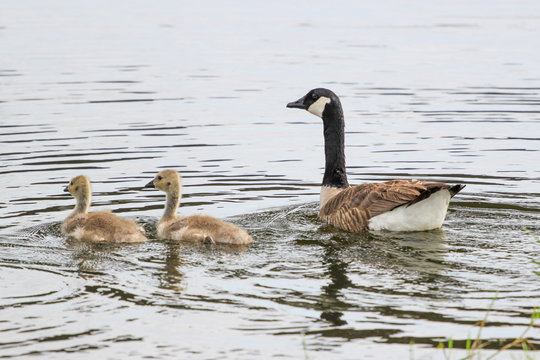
[62,175,147,243]
[144,170,253,245]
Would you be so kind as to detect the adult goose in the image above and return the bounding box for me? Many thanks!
[286,88,465,232]
[62,175,147,243]
[144,170,253,245]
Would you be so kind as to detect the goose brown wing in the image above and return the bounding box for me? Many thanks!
[319,180,451,232]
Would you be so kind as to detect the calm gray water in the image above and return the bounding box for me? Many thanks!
[1,1,540,359]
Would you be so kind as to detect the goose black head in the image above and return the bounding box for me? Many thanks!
[286,88,342,119]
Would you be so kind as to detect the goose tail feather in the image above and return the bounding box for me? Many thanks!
[449,184,466,197]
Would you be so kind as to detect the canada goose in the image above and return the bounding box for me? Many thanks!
[144,170,253,245]
[286,88,465,232]
[62,175,147,243]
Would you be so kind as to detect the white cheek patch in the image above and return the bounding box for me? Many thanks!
[307,96,331,117]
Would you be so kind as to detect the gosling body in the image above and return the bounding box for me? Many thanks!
[145,170,253,245]
[287,88,465,232]
[62,175,147,243]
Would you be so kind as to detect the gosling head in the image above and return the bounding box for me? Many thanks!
[65,175,91,213]
[286,88,342,119]
[145,169,180,194]
[64,175,91,199]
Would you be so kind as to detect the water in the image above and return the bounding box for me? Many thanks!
[1,0,540,358]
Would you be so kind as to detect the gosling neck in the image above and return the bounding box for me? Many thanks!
[321,102,349,189]
[73,192,91,214]
[162,185,180,221]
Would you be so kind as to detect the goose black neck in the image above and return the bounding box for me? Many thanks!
[321,104,349,188]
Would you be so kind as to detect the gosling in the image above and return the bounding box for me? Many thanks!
[144,170,253,245]
[62,175,147,243]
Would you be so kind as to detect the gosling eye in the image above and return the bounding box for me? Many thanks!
[70,181,73,186]
[75,186,79,191]
[167,182,171,186]
[157,176,162,181]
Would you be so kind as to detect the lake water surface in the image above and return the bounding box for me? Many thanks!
[1,1,539,359]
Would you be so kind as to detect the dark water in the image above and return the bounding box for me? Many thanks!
[1,1,539,359]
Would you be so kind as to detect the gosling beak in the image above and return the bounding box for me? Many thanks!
[286,96,307,109]
[144,179,155,189]
[63,186,69,192]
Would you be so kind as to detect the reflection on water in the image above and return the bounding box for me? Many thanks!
[1,0,540,358]
[319,242,355,326]
[159,242,185,291]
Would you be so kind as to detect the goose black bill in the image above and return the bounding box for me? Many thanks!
[144,179,155,188]
[286,96,307,109]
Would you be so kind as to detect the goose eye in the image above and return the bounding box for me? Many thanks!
[157,176,162,181]
[312,93,319,100]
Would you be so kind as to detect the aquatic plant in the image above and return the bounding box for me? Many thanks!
[434,228,540,360]
[433,307,538,359]
[420,226,540,360]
